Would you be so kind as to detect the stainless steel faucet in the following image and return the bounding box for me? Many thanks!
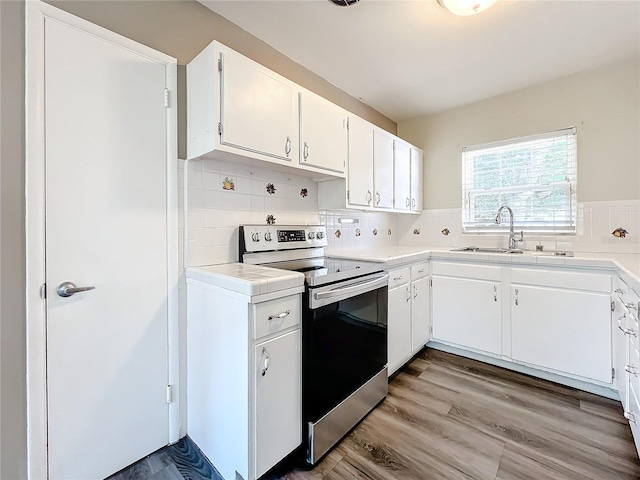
[494,206,523,250]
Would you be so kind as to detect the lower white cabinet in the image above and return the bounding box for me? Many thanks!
[431,263,502,356]
[387,263,431,375]
[187,280,302,480]
[510,268,612,383]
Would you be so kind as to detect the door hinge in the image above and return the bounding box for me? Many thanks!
[346,118,350,130]
[218,122,223,136]
[430,278,433,287]
[346,190,350,201]
[612,368,616,381]
[166,385,173,404]
[218,58,223,72]
[41,283,47,299]
[611,300,616,312]
[429,326,433,334]
[164,88,170,108]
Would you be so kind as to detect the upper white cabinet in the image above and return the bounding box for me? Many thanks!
[410,147,423,212]
[346,115,374,207]
[393,140,411,211]
[373,129,394,209]
[299,90,347,174]
[188,41,297,163]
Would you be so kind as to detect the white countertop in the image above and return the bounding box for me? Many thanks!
[186,263,305,297]
[328,247,640,294]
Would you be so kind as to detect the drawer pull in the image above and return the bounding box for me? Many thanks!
[626,364,639,376]
[618,325,637,337]
[624,302,638,311]
[625,412,637,424]
[615,288,626,294]
[261,347,270,377]
[268,310,290,321]
[393,275,403,281]
[418,269,425,274]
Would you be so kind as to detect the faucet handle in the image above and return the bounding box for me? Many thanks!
[515,230,524,243]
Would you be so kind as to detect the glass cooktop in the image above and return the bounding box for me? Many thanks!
[262,257,384,287]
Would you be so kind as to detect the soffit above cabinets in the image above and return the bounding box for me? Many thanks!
[198,0,640,122]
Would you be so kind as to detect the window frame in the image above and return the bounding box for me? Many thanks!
[461,127,578,235]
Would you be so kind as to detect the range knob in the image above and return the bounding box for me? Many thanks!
[264,232,272,242]
[251,232,260,242]
[316,231,325,240]
[308,231,316,240]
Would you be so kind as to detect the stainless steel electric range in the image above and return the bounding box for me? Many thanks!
[239,225,389,465]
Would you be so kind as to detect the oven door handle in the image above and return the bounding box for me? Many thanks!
[313,274,388,302]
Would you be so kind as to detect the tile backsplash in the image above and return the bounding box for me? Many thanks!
[184,158,638,266]
[396,200,640,254]
[185,158,320,266]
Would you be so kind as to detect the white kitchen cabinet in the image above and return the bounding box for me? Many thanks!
[388,268,412,375]
[393,140,411,211]
[187,41,298,163]
[187,274,302,480]
[431,262,502,356]
[510,268,612,383]
[346,115,374,207]
[299,90,347,174]
[373,129,394,209]
[410,265,430,352]
[255,329,301,478]
[410,147,423,212]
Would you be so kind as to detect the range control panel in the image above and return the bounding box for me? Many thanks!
[240,225,327,253]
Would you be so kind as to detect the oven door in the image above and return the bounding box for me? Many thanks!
[303,272,388,425]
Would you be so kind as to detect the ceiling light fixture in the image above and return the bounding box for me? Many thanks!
[328,0,360,6]
[437,0,497,16]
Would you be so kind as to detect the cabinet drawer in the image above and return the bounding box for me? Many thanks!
[432,262,501,282]
[388,267,410,289]
[411,262,429,281]
[253,295,301,340]
[512,268,611,293]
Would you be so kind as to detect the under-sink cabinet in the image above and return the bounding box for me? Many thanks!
[431,262,503,356]
[510,268,612,383]
[187,281,302,480]
[387,262,430,375]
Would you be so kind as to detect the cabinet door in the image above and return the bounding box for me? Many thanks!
[373,129,394,209]
[255,329,301,478]
[299,91,347,173]
[388,284,412,375]
[411,276,430,353]
[432,276,502,355]
[410,147,423,212]
[511,286,611,383]
[393,140,411,211]
[347,116,374,207]
[220,51,297,162]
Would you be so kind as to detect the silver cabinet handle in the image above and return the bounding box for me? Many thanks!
[405,197,410,207]
[625,411,637,424]
[268,310,290,321]
[393,275,403,281]
[619,326,637,337]
[514,288,519,306]
[626,364,638,376]
[376,192,381,205]
[303,142,309,160]
[56,281,95,298]
[406,286,411,302]
[261,347,270,377]
[624,302,638,311]
[412,198,416,208]
[615,288,626,294]
[413,284,418,299]
[494,285,498,302]
[285,136,292,157]
[367,190,372,205]
[418,269,425,274]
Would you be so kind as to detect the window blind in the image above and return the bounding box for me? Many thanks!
[462,127,577,234]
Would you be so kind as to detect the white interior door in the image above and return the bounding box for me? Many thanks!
[45,18,170,480]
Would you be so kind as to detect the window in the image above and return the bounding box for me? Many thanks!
[462,127,577,234]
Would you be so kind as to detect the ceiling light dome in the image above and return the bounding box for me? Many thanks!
[328,0,360,6]
[437,0,497,16]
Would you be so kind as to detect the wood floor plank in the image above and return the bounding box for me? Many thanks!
[495,443,590,480]
[388,371,459,416]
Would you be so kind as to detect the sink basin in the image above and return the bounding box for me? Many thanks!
[450,246,524,254]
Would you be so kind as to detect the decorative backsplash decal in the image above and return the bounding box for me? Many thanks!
[373,229,378,236]
[335,229,341,238]
[612,227,628,238]
[266,183,276,195]
[300,188,308,198]
[441,228,450,236]
[222,176,235,191]
[266,214,276,225]
[413,228,421,235]
[387,229,392,236]
[355,228,361,237]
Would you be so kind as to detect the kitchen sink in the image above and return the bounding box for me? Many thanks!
[450,246,573,256]
[451,246,524,254]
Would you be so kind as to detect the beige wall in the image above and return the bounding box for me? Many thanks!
[398,57,640,210]
[46,0,397,158]
[0,0,28,478]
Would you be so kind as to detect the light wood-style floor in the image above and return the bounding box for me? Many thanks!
[267,348,640,480]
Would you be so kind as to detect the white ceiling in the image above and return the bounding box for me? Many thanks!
[199,0,640,123]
